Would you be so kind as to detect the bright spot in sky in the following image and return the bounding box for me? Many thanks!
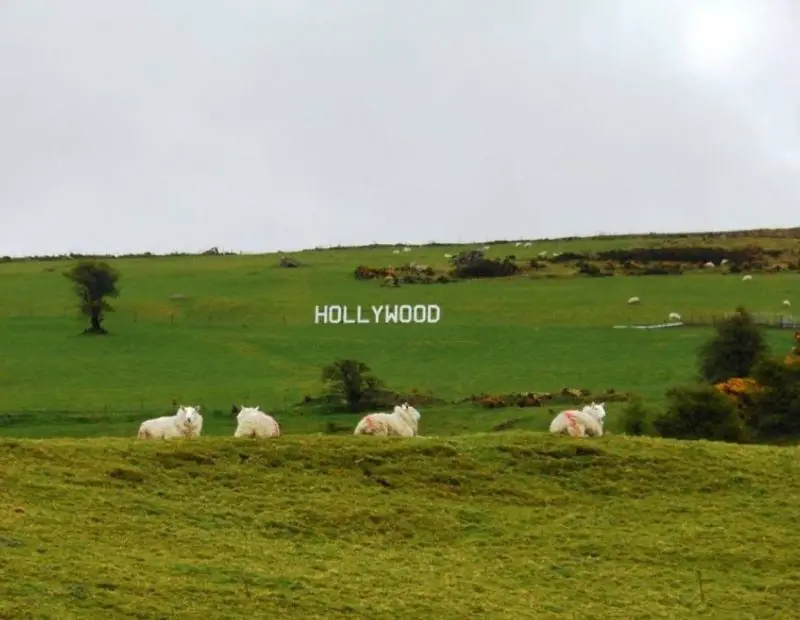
[680,2,763,77]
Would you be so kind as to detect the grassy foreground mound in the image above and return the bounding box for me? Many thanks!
[2,434,799,618]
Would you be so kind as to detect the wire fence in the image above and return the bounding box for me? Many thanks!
[685,312,798,330]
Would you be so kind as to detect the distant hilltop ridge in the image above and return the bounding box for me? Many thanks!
[2,226,799,262]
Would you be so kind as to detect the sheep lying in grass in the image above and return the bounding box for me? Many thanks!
[743,275,752,281]
[231,405,280,438]
[668,312,681,321]
[549,402,606,438]
[137,405,203,440]
[628,296,640,305]
[354,403,421,436]
[783,300,791,307]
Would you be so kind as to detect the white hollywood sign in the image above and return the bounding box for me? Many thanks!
[314,304,441,324]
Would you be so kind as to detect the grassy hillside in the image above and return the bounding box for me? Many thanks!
[2,433,799,618]
[1,231,798,438]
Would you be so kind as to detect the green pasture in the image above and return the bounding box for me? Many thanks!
[2,433,799,618]
[0,237,797,438]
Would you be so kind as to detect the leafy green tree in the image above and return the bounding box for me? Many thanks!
[64,260,120,334]
[698,306,768,384]
[321,359,386,412]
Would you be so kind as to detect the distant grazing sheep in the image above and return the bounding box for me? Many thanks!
[515,242,521,247]
[549,403,606,438]
[783,300,791,307]
[402,247,411,252]
[232,405,280,439]
[138,405,202,440]
[354,403,421,437]
[721,259,729,265]
[482,246,490,251]
[743,275,752,281]
[444,253,452,258]
[538,251,547,257]
[523,242,531,247]
[704,261,714,268]
[668,312,681,321]
[628,296,640,305]
[392,249,400,254]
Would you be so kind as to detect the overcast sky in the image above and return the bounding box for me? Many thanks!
[1,0,798,257]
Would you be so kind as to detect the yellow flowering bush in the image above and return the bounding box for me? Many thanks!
[714,377,762,407]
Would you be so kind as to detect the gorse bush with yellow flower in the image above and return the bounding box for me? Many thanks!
[714,377,762,404]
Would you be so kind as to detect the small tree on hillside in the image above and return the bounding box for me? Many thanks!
[321,359,387,412]
[64,260,120,335]
[698,306,768,384]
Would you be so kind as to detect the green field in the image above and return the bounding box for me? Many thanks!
[2,434,799,618]
[2,231,800,617]
[1,234,798,438]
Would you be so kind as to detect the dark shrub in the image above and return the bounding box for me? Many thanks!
[620,397,656,436]
[749,357,800,436]
[698,306,769,384]
[452,252,519,279]
[653,384,749,443]
[577,262,602,277]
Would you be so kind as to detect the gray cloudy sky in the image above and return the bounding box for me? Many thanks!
[1,0,798,257]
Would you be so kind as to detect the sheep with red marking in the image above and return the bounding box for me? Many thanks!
[549,402,606,438]
[354,403,421,437]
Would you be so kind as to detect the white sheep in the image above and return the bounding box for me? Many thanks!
[743,275,752,281]
[721,259,729,265]
[704,261,714,268]
[523,242,531,247]
[444,253,452,258]
[668,312,681,321]
[392,249,400,254]
[402,246,411,252]
[232,405,280,438]
[783,300,791,307]
[628,296,640,305]
[137,405,203,440]
[515,242,522,247]
[482,245,490,251]
[354,403,421,437]
[538,251,547,257]
[549,403,606,438]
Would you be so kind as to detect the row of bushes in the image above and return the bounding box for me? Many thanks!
[459,387,632,409]
[354,251,522,284]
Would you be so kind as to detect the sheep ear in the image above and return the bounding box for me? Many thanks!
[231,404,240,414]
